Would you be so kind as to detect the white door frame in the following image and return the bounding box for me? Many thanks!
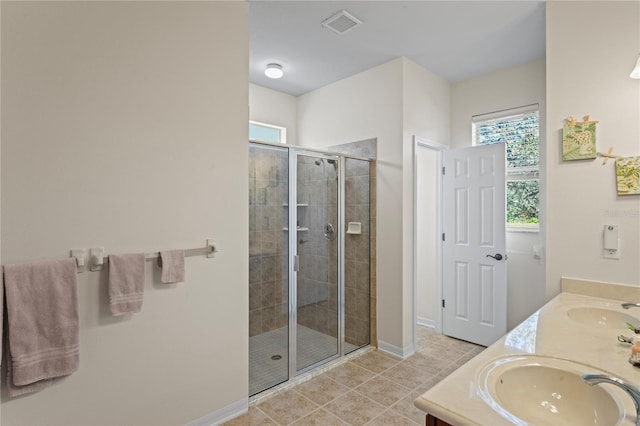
[412,136,447,347]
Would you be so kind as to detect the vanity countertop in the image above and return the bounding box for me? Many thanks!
[414,290,640,425]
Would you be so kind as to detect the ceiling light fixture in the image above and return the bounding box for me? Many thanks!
[265,63,284,79]
[631,54,640,79]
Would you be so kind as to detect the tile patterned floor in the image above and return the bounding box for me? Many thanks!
[225,326,485,425]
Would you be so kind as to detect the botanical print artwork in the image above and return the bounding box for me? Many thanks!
[615,156,640,195]
[562,122,597,160]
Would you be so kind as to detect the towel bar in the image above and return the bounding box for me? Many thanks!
[144,245,216,261]
[71,242,217,272]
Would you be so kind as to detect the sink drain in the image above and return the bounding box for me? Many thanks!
[271,355,282,361]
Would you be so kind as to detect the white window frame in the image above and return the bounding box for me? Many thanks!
[472,104,540,232]
[249,120,287,144]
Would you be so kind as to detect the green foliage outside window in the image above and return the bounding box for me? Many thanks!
[507,180,539,224]
[476,111,540,227]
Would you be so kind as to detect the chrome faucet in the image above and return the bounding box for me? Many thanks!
[583,374,640,426]
[622,302,640,310]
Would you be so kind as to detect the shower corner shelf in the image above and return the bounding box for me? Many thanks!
[282,227,309,232]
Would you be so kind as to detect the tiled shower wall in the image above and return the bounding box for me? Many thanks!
[329,139,377,348]
[250,142,376,349]
[249,146,289,337]
[344,158,371,347]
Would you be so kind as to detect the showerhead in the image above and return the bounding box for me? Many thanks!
[314,158,337,172]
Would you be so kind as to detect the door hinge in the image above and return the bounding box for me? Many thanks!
[442,166,445,175]
[442,233,445,241]
[442,299,446,308]
[293,255,299,272]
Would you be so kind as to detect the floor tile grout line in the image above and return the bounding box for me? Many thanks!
[325,388,390,425]
[254,404,281,426]
[354,372,415,398]
[291,405,345,426]
[362,405,422,426]
[261,387,322,426]
[297,374,393,424]
[296,377,352,408]
[352,379,413,402]
[361,353,442,393]
[289,376,389,425]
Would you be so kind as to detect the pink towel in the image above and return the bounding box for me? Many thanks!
[3,258,79,396]
[108,253,146,315]
[159,250,185,284]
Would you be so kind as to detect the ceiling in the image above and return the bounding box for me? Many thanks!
[249,1,546,96]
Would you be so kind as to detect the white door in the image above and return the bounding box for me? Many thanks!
[442,143,506,346]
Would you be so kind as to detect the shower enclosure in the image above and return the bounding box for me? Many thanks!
[249,142,372,396]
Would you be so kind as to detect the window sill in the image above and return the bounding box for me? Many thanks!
[507,225,539,233]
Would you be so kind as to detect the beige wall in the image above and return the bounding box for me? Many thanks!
[249,83,298,145]
[416,146,438,325]
[451,59,546,148]
[401,58,451,346]
[298,58,406,351]
[546,1,640,298]
[1,2,249,424]
[450,59,546,150]
[450,59,547,329]
[297,58,450,355]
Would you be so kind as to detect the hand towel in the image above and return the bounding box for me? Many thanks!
[159,250,185,284]
[108,253,146,316]
[3,258,79,396]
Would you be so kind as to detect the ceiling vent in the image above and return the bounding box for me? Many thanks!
[321,10,362,35]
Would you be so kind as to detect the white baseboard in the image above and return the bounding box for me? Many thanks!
[378,340,415,360]
[187,397,248,426]
[417,317,435,328]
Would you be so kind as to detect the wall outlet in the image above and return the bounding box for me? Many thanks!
[603,247,620,259]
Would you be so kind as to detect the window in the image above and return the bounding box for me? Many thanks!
[249,121,287,144]
[473,105,539,230]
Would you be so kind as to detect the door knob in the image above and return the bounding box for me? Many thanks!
[486,253,503,261]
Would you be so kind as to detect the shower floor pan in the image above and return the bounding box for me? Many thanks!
[249,325,358,396]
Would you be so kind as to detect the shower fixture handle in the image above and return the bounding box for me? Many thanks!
[323,223,336,240]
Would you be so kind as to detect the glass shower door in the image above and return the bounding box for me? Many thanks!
[249,143,289,396]
[294,153,339,372]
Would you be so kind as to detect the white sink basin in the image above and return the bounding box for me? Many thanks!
[476,356,625,425]
[566,307,637,329]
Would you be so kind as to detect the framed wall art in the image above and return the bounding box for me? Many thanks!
[615,156,640,195]
[562,116,598,161]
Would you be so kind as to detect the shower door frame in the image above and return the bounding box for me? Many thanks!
[288,148,345,377]
[249,140,371,392]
